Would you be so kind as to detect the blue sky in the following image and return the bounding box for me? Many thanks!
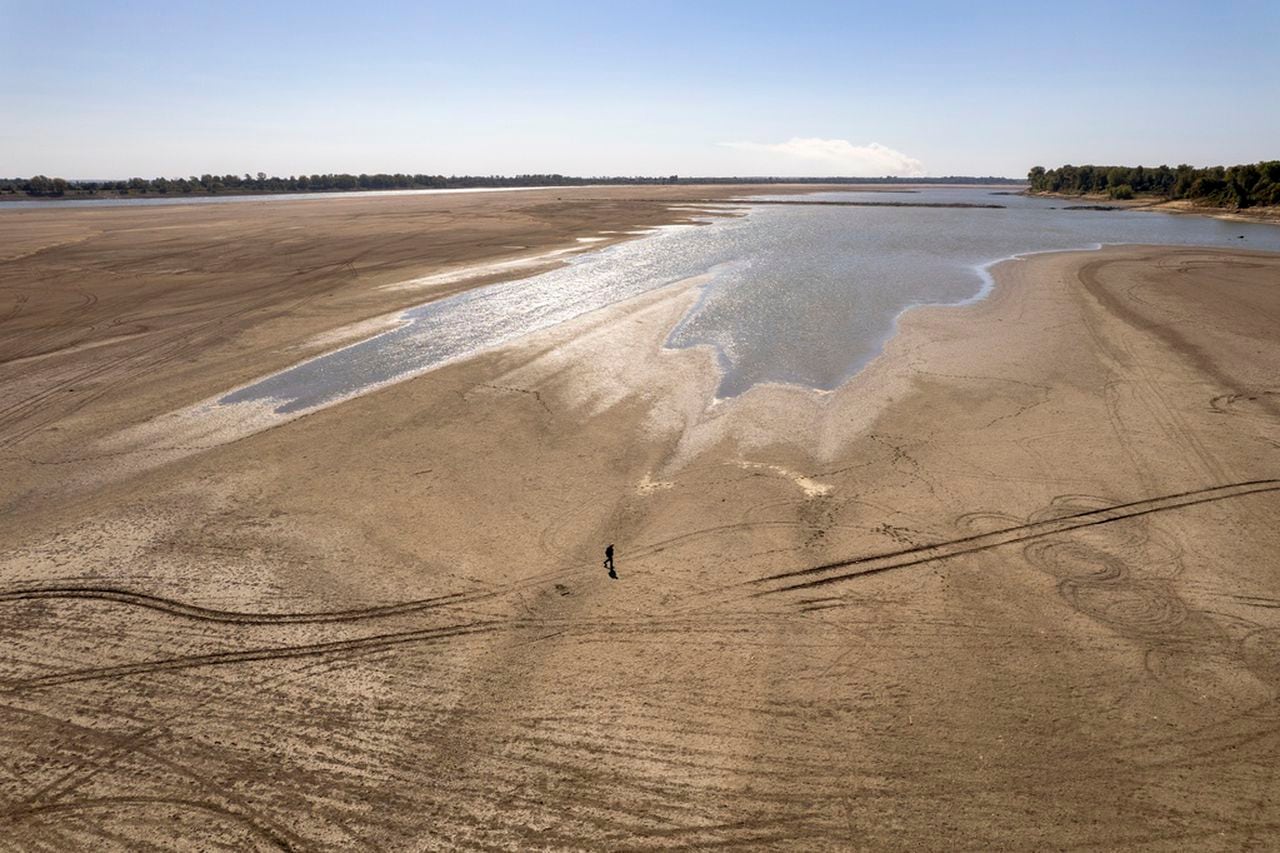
[2,0,1277,178]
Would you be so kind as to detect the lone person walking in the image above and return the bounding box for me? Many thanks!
[604,544,617,580]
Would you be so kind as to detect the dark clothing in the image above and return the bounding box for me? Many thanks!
[604,545,616,579]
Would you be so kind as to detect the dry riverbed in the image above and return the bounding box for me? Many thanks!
[1,187,1278,849]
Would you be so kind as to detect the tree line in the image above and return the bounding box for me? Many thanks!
[1028,161,1280,207]
[1,172,668,197]
[1,172,1019,199]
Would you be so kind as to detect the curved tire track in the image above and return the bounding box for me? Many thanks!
[3,620,504,692]
[751,479,1280,597]
[0,796,298,851]
[0,586,497,624]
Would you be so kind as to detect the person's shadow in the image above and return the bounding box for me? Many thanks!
[604,544,617,580]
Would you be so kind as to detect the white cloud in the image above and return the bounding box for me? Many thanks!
[718,137,925,177]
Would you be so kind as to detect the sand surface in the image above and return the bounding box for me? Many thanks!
[1029,191,1280,224]
[1,189,1279,849]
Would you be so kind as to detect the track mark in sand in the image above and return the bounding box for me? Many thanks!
[0,586,497,624]
[0,796,297,850]
[0,331,150,368]
[469,382,553,415]
[1228,594,1280,610]
[3,620,504,692]
[750,479,1280,597]
[1209,390,1280,419]
[797,602,846,613]
[738,461,832,497]
[637,473,675,495]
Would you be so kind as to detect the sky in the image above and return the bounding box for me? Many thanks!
[2,0,1278,179]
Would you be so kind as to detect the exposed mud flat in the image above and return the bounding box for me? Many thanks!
[1,185,1279,849]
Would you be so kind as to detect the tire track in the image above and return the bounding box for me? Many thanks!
[0,585,498,624]
[0,704,309,851]
[3,620,504,692]
[0,259,339,451]
[750,479,1280,597]
[0,796,297,851]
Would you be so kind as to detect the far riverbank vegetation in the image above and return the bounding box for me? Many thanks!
[1,173,1019,201]
[1028,161,1280,208]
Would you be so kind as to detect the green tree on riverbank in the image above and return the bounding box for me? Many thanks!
[1028,161,1280,207]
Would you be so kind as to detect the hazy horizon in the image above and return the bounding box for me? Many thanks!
[3,0,1278,179]
[22,172,1024,183]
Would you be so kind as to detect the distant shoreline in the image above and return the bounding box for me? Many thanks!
[0,181,1026,211]
[0,175,1023,206]
[0,185,580,210]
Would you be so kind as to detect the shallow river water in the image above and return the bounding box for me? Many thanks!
[221,189,1280,414]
